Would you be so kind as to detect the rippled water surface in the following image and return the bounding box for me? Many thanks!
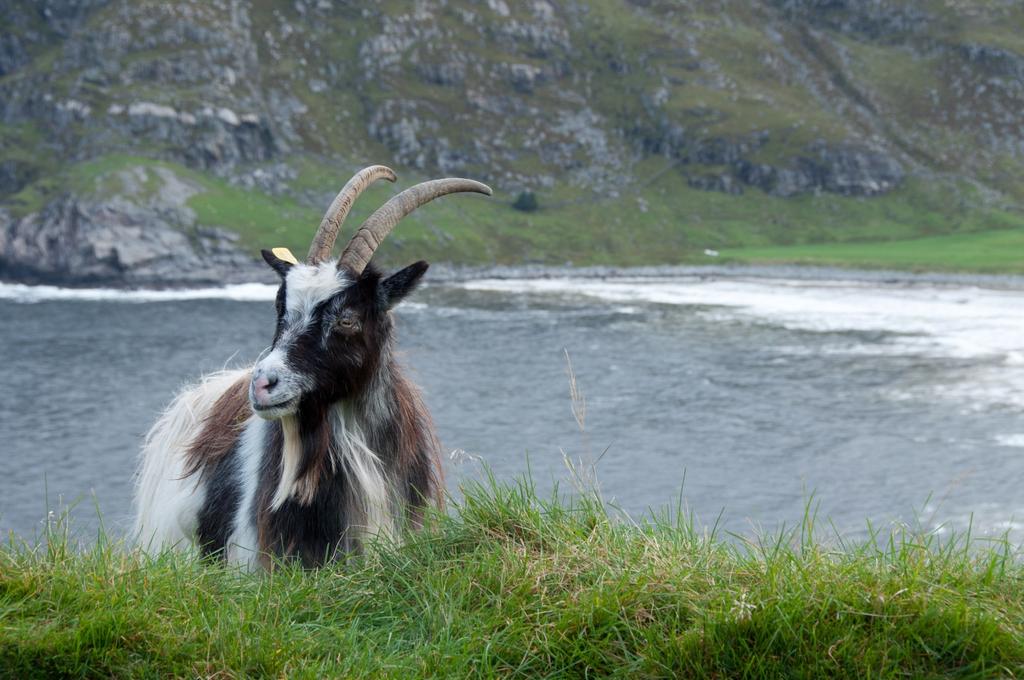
[2,274,1023,542]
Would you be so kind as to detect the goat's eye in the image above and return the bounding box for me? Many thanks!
[336,314,359,332]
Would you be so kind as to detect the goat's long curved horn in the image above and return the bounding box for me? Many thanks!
[307,165,397,264]
[338,178,493,274]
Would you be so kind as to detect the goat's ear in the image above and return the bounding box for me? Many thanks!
[381,260,429,309]
[261,249,294,278]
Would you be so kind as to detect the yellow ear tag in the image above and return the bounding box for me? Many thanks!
[271,247,299,265]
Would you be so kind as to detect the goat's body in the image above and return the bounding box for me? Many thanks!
[129,169,484,569]
[133,362,442,569]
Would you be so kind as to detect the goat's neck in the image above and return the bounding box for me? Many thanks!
[270,360,398,510]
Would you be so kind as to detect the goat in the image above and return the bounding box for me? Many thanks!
[132,166,492,568]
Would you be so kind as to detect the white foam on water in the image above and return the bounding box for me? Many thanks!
[0,281,278,303]
[995,434,1024,448]
[465,277,1024,358]
[464,277,1024,411]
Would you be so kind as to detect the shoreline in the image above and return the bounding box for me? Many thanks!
[5,261,1024,296]
[429,262,1024,289]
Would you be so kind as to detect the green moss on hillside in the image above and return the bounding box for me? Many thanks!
[8,153,1022,274]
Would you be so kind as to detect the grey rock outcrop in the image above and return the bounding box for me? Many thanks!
[735,144,903,197]
[110,103,278,170]
[0,196,263,287]
[0,165,264,286]
[1,193,264,286]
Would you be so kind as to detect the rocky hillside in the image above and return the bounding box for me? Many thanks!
[1,0,1023,284]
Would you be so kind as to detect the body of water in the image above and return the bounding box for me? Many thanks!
[2,272,1022,543]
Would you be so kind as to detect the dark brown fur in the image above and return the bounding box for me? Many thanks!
[183,374,251,479]
[389,369,445,525]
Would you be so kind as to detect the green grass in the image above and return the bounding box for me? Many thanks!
[1,479,1022,678]
[721,228,1024,274]
[245,157,1024,272]
[6,152,1024,274]
[186,178,323,254]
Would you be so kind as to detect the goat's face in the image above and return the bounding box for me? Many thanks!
[249,250,428,419]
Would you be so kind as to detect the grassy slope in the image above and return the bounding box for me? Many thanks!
[1,481,1022,678]
[722,229,1024,274]
[14,153,1024,274]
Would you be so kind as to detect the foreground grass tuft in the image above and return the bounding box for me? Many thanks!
[2,480,1022,678]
